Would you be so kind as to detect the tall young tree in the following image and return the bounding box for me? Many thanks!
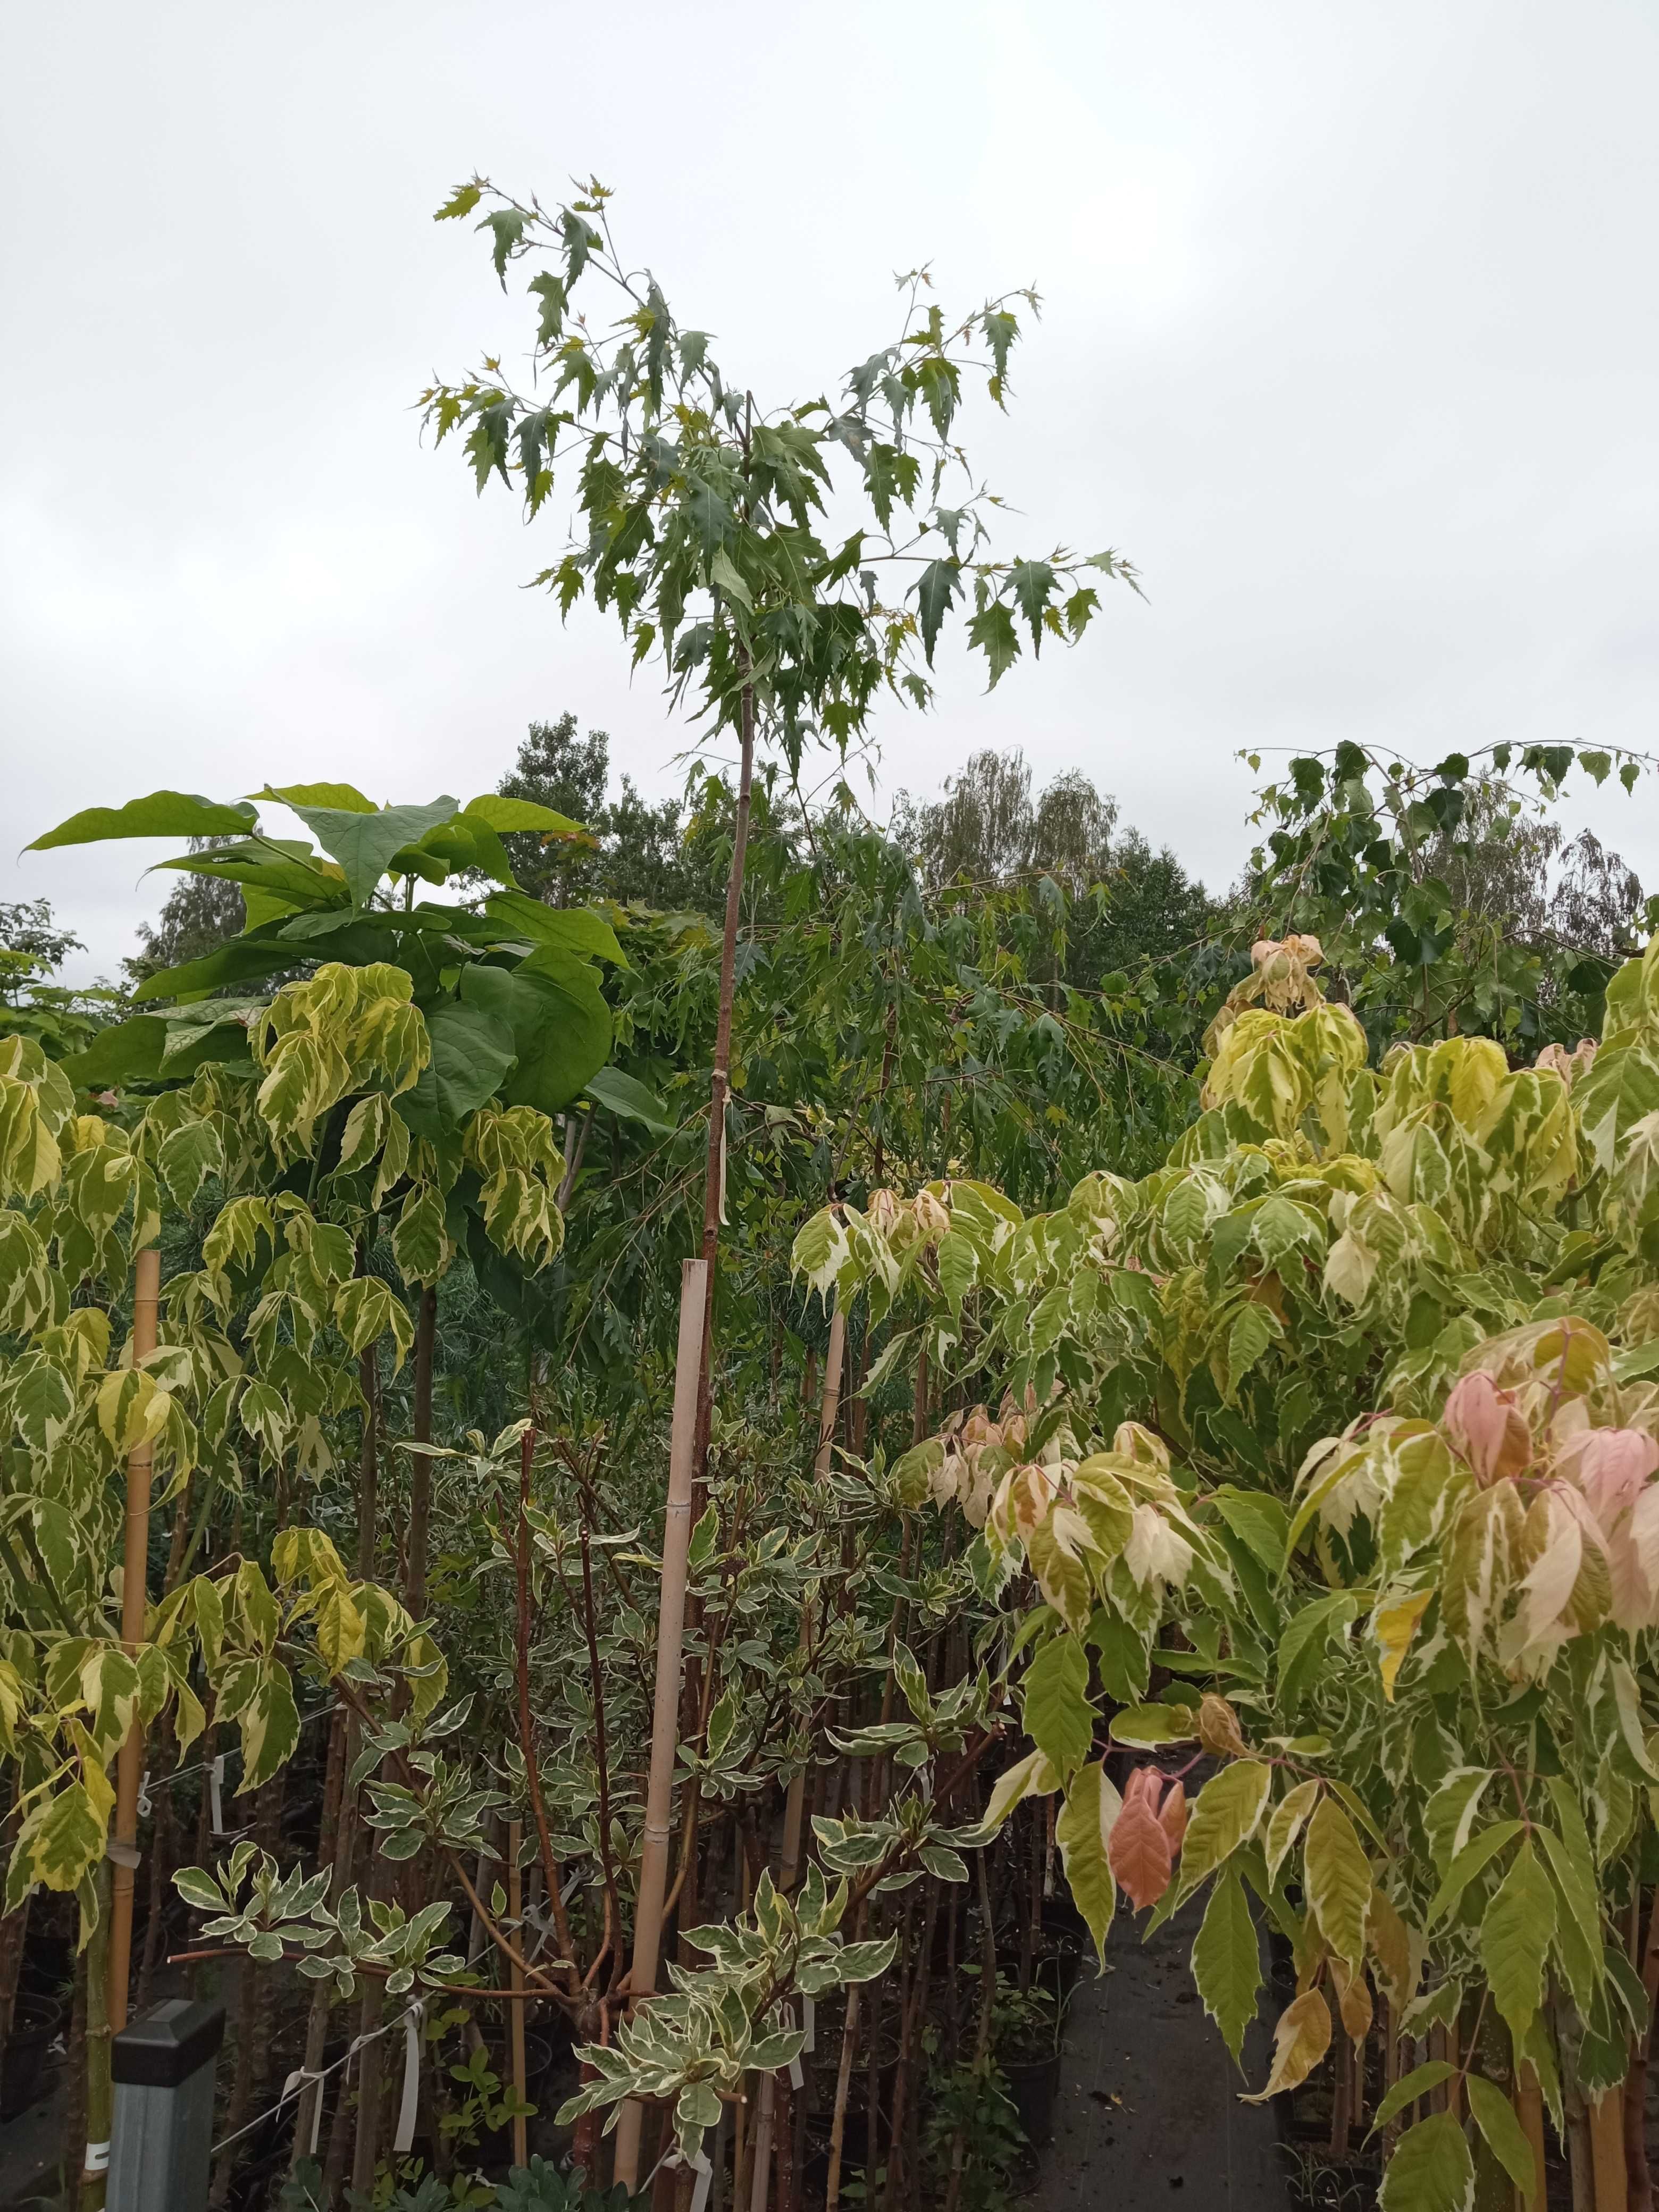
[425,172,1143,1482]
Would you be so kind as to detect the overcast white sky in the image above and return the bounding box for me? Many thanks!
[4,0,1657,980]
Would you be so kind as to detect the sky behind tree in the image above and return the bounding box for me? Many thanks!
[4,0,1656,976]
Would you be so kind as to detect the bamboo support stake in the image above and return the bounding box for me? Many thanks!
[1591,2089,1629,2212]
[508,1821,527,2169]
[107,1245,160,2039]
[745,1308,846,2212]
[613,1260,710,2191]
[813,1311,845,1482]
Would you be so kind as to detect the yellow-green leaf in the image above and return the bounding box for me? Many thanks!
[1055,1760,1121,1966]
[1479,1838,1555,2045]
[1242,1987,1330,2103]
[1265,1779,1321,1887]
[1176,1759,1272,1902]
[1303,1796,1372,1968]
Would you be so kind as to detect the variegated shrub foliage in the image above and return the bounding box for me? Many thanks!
[794,933,1659,2204]
[0,942,582,1936]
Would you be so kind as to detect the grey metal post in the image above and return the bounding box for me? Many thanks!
[108,1998,225,2212]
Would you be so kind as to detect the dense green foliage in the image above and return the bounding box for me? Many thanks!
[11,164,1659,2212]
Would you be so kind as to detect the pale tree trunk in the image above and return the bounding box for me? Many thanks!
[691,674,758,1493]
[405,1286,438,1622]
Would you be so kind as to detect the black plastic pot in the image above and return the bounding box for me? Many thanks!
[487,2029,558,2104]
[1,1993,64,2121]
[20,1930,71,1999]
[1001,2049,1061,2148]
[1031,1939,1084,2005]
[1040,1894,1088,1944]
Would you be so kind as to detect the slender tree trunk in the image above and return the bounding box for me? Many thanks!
[80,1861,113,2212]
[508,1823,527,2168]
[691,678,758,1495]
[673,675,757,1974]
[211,1963,257,2205]
[0,1884,30,2096]
[405,1285,438,1622]
[63,1942,87,2211]
[290,1705,352,2180]
[1568,2081,1596,2212]
[135,1712,177,2012]
[824,1908,869,2212]
[1627,1885,1657,2211]
[349,1856,387,2205]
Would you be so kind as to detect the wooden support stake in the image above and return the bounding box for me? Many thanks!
[1591,2088,1629,2212]
[508,1820,527,2169]
[107,1246,160,2039]
[613,1260,710,2190]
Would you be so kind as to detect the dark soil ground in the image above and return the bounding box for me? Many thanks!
[1034,1891,1288,2212]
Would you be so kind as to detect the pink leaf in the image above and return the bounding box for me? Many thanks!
[1158,1778,1188,1853]
[1108,1794,1173,1910]
[1443,1371,1531,1484]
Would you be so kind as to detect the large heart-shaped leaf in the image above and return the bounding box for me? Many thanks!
[280,797,459,909]
[395,818,517,891]
[61,1017,169,1086]
[485,891,627,967]
[396,1001,517,1135]
[585,1066,674,1133]
[459,952,611,1115]
[463,793,592,842]
[133,931,305,1004]
[151,839,345,914]
[28,791,258,850]
[256,782,376,813]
